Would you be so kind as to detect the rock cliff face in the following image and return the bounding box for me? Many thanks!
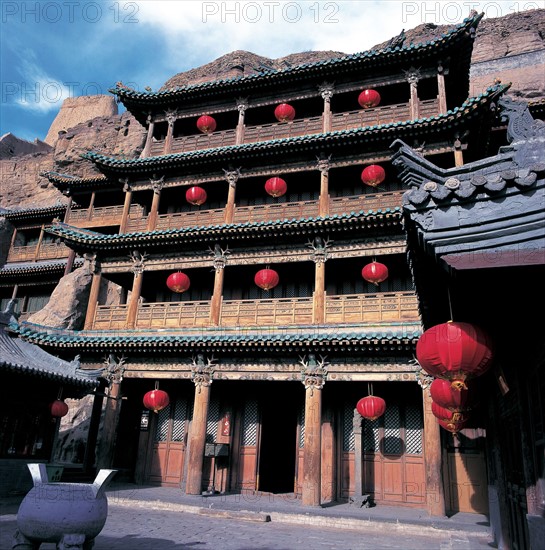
[0,133,51,159]
[44,95,118,145]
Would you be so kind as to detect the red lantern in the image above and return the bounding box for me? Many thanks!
[431,401,468,423]
[438,418,468,434]
[362,261,389,286]
[254,268,279,291]
[430,378,472,411]
[143,389,170,413]
[264,177,287,198]
[361,164,386,187]
[196,115,217,134]
[50,400,69,418]
[166,272,190,293]
[274,103,296,122]
[356,395,386,421]
[416,321,494,390]
[358,89,381,109]
[186,186,207,206]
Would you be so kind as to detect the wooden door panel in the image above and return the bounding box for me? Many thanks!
[149,444,167,481]
[383,460,404,501]
[404,461,425,503]
[164,442,185,484]
[238,447,258,491]
[448,452,488,514]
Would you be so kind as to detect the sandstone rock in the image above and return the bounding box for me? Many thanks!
[27,265,92,329]
[0,133,52,159]
[0,217,15,267]
[45,95,118,146]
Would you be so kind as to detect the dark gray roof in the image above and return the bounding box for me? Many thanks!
[0,301,100,387]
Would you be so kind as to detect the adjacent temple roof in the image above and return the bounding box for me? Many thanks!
[0,302,100,388]
[0,258,84,279]
[83,84,508,179]
[14,321,421,354]
[111,13,482,122]
[395,96,545,270]
[0,204,67,222]
[40,172,110,194]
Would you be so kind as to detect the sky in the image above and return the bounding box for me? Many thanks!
[1,0,543,142]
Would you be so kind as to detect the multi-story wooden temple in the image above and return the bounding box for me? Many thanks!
[4,14,538,535]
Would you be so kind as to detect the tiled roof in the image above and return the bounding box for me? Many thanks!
[14,321,422,353]
[0,258,84,277]
[83,84,509,175]
[0,305,100,387]
[111,14,481,105]
[40,172,110,193]
[47,208,402,250]
[0,204,66,221]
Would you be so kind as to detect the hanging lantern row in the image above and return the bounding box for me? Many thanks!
[254,267,279,291]
[358,89,381,109]
[265,176,287,198]
[430,378,472,412]
[196,115,217,134]
[166,271,191,294]
[274,103,296,122]
[362,260,389,286]
[186,186,207,206]
[357,395,386,421]
[361,164,386,187]
[143,382,170,413]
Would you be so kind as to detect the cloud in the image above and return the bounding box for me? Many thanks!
[12,56,71,114]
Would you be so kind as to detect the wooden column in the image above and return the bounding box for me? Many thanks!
[317,158,330,217]
[146,177,163,231]
[126,253,145,329]
[210,246,226,325]
[96,356,126,469]
[64,249,76,276]
[84,255,101,330]
[235,99,248,144]
[33,225,45,262]
[319,83,334,133]
[142,114,155,158]
[454,138,464,167]
[422,384,446,516]
[119,181,133,234]
[301,363,325,506]
[83,384,105,474]
[186,367,213,495]
[10,226,18,249]
[11,284,18,300]
[63,195,73,223]
[406,68,420,120]
[223,170,239,224]
[352,408,365,504]
[437,63,448,115]
[163,111,176,154]
[311,238,328,324]
[87,191,96,221]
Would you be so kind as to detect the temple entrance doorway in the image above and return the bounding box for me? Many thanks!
[258,394,298,494]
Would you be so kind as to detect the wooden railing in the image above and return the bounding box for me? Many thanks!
[325,292,418,323]
[7,243,69,262]
[328,191,403,215]
[67,204,145,227]
[243,116,323,144]
[144,99,437,157]
[155,208,226,230]
[91,292,418,330]
[232,200,320,224]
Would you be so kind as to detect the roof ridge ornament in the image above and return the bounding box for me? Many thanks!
[499,95,545,143]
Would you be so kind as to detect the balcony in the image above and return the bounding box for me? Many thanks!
[7,243,69,263]
[145,99,439,156]
[91,291,419,330]
[67,204,145,228]
[123,191,404,233]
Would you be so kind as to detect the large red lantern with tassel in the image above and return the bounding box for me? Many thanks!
[362,261,389,286]
[196,115,217,134]
[361,164,386,187]
[430,378,472,411]
[416,321,494,390]
[438,418,468,434]
[264,177,287,198]
[166,272,190,293]
[431,401,468,423]
[50,400,69,418]
[358,89,381,109]
[254,268,279,291]
[143,385,170,413]
[274,103,296,122]
[186,186,207,206]
[356,395,386,421]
